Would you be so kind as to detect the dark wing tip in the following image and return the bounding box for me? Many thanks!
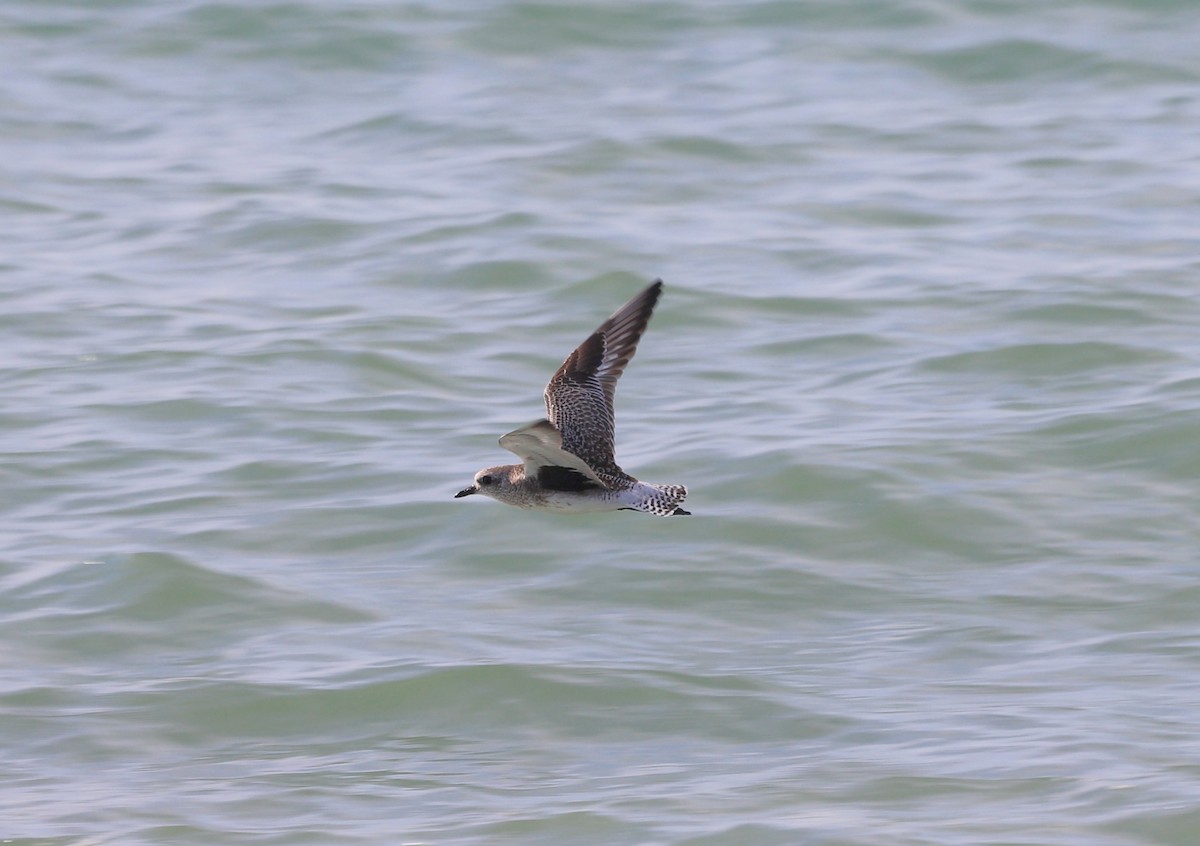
[638,279,664,315]
[597,279,664,358]
[543,279,670,457]
[556,331,605,385]
[547,279,664,389]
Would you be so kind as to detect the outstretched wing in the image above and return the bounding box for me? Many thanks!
[499,419,608,492]
[543,280,663,480]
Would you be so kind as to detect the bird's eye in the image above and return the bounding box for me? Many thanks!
[479,474,493,486]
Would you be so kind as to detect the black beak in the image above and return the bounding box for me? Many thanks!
[454,486,477,498]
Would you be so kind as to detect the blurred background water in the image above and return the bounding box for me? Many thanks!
[3,1,1200,844]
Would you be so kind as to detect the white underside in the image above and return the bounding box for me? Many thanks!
[533,488,640,513]
[481,480,677,514]
[503,482,669,513]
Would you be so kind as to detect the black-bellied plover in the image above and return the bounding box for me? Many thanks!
[455,279,689,516]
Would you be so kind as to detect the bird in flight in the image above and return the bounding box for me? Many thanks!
[455,279,689,516]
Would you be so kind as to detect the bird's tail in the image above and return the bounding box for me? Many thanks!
[637,483,689,517]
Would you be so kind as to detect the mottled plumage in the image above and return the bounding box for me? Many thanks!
[455,280,689,516]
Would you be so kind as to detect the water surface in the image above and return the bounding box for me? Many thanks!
[3,1,1200,844]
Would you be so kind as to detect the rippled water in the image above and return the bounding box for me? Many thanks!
[4,1,1200,844]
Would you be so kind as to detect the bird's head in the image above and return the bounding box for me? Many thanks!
[455,465,519,501]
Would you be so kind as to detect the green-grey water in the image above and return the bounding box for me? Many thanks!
[4,1,1200,844]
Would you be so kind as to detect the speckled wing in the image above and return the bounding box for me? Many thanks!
[543,280,664,483]
[499,419,608,491]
